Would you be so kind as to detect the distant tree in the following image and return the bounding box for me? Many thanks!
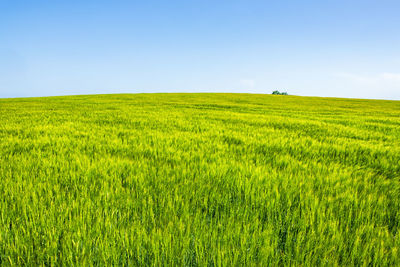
[272,90,288,95]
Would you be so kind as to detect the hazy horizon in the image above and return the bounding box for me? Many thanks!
[1,92,400,102]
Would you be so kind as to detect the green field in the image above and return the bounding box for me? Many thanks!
[0,93,399,266]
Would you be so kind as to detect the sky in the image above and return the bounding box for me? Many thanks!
[1,0,400,99]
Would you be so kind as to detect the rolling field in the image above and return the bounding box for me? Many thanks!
[0,93,399,266]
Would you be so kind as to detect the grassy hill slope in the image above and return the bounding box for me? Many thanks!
[0,93,399,265]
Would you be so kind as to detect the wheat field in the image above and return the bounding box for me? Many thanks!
[0,93,399,266]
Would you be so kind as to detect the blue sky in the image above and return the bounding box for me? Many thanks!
[1,0,399,99]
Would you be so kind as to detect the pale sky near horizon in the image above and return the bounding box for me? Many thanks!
[1,0,400,100]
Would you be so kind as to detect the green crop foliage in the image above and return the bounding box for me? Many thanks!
[0,93,399,266]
